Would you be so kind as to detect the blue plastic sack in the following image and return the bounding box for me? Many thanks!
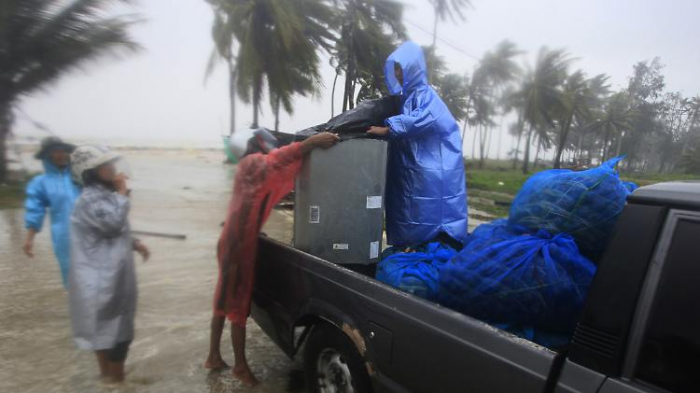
[438,219,596,334]
[508,157,635,261]
[377,242,457,301]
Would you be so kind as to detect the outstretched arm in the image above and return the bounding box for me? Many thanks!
[384,104,436,139]
[300,132,340,155]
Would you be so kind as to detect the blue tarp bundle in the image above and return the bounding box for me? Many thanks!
[508,156,636,261]
[437,219,597,336]
[376,242,458,301]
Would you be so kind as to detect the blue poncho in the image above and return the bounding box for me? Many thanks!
[24,159,80,287]
[384,41,468,246]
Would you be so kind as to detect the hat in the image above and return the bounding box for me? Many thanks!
[70,145,121,185]
[34,137,76,159]
[228,127,279,161]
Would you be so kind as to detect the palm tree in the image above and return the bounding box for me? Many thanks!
[552,71,609,168]
[425,45,471,122]
[476,40,522,163]
[512,47,572,173]
[436,73,469,121]
[427,0,471,81]
[687,95,700,132]
[0,0,139,181]
[220,0,334,128]
[464,70,495,165]
[205,4,238,135]
[332,0,405,111]
[589,92,635,162]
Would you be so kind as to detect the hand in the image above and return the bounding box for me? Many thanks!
[367,126,390,136]
[23,236,35,258]
[302,132,340,153]
[134,240,150,262]
[113,174,129,195]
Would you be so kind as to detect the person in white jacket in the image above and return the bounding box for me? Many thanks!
[68,145,149,384]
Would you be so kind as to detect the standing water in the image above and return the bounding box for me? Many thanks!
[1,148,488,393]
[0,149,300,393]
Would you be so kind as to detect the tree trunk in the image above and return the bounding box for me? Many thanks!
[522,124,534,174]
[479,126,489,168]
[512,118,524,170]
[587,133,595,166]
[534,136,542,168]
[486,125,494,160]
[553,108,575,169]
[252,76,261,128]
[615,131,625,157]
[496,118,504,161]
[274,96,280,132]
[461,118,468,142]
[348,80,356,110]
[0,107,9,182]
[227,59,237,135]
[576,132,584,164]
[471,124,478,159]
[331,72,339,117]
[342,64,354,112]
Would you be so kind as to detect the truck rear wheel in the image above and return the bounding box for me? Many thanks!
[304,324,372,393]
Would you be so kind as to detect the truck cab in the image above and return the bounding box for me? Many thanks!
[251,181,700,393]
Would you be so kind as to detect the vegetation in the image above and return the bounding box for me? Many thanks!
[0,0,140,182]
[464,159,696,219]
[202,0,699,179]
[206,0,335,129]
[0,180,26,210]
[426,0,471,82]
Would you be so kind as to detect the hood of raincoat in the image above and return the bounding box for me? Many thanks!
[384,41,428,97]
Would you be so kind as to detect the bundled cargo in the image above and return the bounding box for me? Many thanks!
[325,96,400,134]
[508,157,636,261]
[295,96,401,140]
[437,219,596,340]
[376,242,457,301]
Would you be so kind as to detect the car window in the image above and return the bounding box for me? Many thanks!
[635,217,700,393]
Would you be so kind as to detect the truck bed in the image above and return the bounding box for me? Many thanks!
[252,235,560,393]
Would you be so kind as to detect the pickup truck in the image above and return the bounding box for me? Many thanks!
[251,181,700,393]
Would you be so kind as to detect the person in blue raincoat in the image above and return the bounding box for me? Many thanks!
[23,137,81,287]
[368,41,468,246]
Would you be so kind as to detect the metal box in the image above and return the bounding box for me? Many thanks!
[294,139,388,265]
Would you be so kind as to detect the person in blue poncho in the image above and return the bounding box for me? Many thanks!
[368,41,468,247]
[23,137,81,287]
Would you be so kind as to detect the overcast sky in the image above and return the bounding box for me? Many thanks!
[16,0,700,152]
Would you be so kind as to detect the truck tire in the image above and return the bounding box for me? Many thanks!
[304,324,373,393]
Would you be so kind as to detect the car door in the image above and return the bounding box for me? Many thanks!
[598,209,700,393]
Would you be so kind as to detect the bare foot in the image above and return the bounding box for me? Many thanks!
[232,365,260,387]
[98,377,124,387]
[204,357,230,370]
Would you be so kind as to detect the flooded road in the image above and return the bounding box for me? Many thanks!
[0,149,301,393]
[1,148,487,393]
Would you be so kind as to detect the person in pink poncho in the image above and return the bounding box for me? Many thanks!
[205,130,338,386]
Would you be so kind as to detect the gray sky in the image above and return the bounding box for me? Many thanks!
[17,0,700,153]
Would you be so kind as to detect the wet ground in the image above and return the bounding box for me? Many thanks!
[0,150,305,393]
[0,149,488,393]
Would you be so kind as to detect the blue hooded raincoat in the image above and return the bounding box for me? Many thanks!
[384,41,468,246]
[25,159,81,287]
